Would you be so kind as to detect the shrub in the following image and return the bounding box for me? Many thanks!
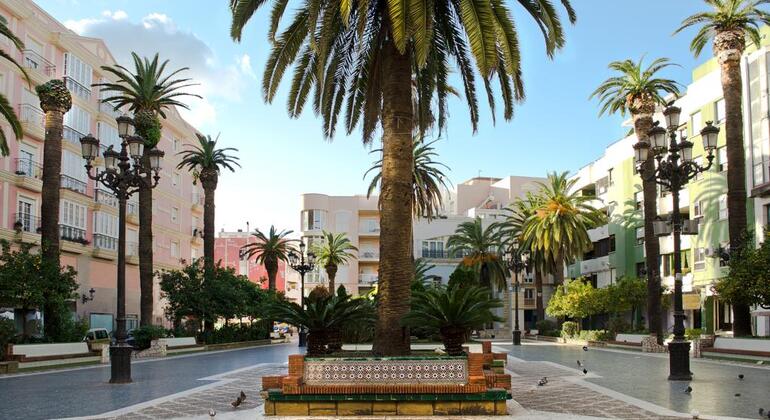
[685,328,703,341]
[606,316,631,334]
[541,330,561,337]
[561,321,579,338]
[0,318,16,358]
[578,329,613,342]
[198,323,271,345]
[132,325,167,350]
[58,317,89,343]
[535,319,556,334]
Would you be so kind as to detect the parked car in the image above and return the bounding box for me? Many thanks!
[109,329,138,349]
[83,328,111,351]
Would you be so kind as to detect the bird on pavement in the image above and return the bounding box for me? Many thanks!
[209,409,216,418]
[240,390,247,401]
[759,408,765,417]
[738,374,744,380]
[683,386,692,394]
[582,346,588,351]
[231,393,245,409]
[734,393,741,397]
[537,377,548,386]
[582,368,588,375]
[576,360,582,367]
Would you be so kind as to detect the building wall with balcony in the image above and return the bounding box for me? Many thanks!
[0,1,203,331]
[213,230,287,292]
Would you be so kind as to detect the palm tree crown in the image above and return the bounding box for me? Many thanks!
[0,20,31,156]
[177,133,241,176]
[228,0,575,141]
[94,52,201,120]
[675,0,770,57]
[365,138,451,218]
[590,57,681,117]
[241,226,295,290]
[313,230,358,291]
[447,217,507,290]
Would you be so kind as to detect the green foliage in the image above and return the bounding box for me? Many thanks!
[58,317,89,343]
[561,321,578,338]
[447,217,507,290]
[685,328,703,341]
[715,230,770,308]
[447,266,479,289]
[133,110,162,147]
[0,318,15,358]
[577,329,613,342]
[590,57,680,117]
[198,322,270,345]
[35,79,72,112]
[535,319,557,334]
[603,277,648,315]
[675,0,770,57]
[177,133,241,181]
[606,317,632,335]
[132,325,168,350]
[0,240,79,341]
[0,19,30,156]
[311,231,358,274]
[240,226,294,291]
[547,278,604,320]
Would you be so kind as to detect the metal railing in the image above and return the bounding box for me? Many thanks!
[93,234,118,251]
[360,251,379,259]
[19,104,44,128]
[22,50,55,76]
[420,249,470,259]
[523,298,536,306]
[13,213,41,233]
[63,125,86,146]
[60,174,88,195]
[59,225,87,243]
[95,189,118,207]
[99,101,123,119]
[14,159,42,179]
[63,76,91,100]
[358,274,378,285]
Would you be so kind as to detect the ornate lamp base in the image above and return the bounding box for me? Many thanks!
[667,340,692,381]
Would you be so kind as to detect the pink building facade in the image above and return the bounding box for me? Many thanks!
[0,1,204,332]
[214,230,287,292]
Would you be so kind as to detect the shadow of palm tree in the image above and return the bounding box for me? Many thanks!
[689,172,728,247]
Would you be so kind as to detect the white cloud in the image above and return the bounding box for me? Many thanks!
[102,10,128,20]
[237,54,256,79]
[63,17,101,34]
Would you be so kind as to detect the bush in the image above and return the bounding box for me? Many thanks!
[606,317,631,334]
[685,328,703,341]
[198,322,270,345]
[0,318,16,358]
[58,317,89,343]
[535,320,556,334]
[541,330,561,337]
[561,321,579,338]
[578,329,613,342]
[132,325,168,350]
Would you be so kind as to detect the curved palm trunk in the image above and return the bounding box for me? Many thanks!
[325,263,338,293]
[716,31,751,336]
[372,34,413,356]
[633,112,664,344]
[201,171,218,274]
[139,153,154,326]
[40,107,64,338]
[266,260,278,291]
[535,269,545,322]
[440,327,466,356]
[307,330,326,356]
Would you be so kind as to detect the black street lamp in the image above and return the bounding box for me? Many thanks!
[80,114,164,384]
[505,246,529,346]
[633,105,718,381]
[287,239,315,347]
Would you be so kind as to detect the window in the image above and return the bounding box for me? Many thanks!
[636,262,646,277]
[170,240,180,258]
[93,211,118,251]
[718,147,728,172]
[693,200,703,218]
[678,127,687,141]
[690,111,702,136]
[636,227,644,245]
[64,104,91,140]
[173,138,181,152]
[172,172,180,187]
[718,194,728,220]
[97,122,120,150]
[765,204,770,228]
[523,289,535,299]
[694,248,706,271]
[609,234,616,253]
[750,56,769,186]
[16,197,36,232]
[171,207,179,223]
[608,168,614,186]
[421,240,445,258]
[63,53,93,98]
[60,200,87,241]
[715,99,726,124]
[693,156,705,181]
[301,209,326,231]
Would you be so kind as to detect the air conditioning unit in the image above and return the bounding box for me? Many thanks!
[682,219,699,235]
[704,247,716,258]
[653,220,672,237]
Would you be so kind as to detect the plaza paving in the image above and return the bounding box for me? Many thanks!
[1,340,766,419]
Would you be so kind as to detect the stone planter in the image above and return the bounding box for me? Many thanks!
[641,335,667,353]
[132,339,167,359]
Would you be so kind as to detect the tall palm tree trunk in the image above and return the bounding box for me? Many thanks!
[266,261,277,291]
[716,30,751,336]
[325,264,338,293]
[633,111,664,343]
[535,269,544,322]
[553,251,565,286]
[372,34,413,356]
[201,171,218,274]
[139,154,154,326]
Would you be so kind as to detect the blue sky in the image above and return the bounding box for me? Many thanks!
[37,0,714,233]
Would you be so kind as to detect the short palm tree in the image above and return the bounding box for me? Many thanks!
[177,134,240,273]
[0,21,30,156]
[522,172,607,286]
[591,57,680,343]
[413,258,436,285]
[447,217,507,291]
[95,53,199,326]
[312,230,358,292]
[229,0,575,356]
[241,226,294,291]
[675,0,770,337]
[402,284,502,355]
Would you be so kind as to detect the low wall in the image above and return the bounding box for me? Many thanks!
[713,337,770,353]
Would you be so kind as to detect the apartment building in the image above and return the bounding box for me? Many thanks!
[213,229,288,292]
[0,1,204,332]
[568,27,770,336]
[300,175,549,335]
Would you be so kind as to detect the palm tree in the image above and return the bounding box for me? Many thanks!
[522,172,607,287]
[229,0,575,356]
[312,230,358,292]
[413,258,436,286]
[240,226,294,291]
[675,0,770,337]
[0,20,31,156]
[447,217,507,291]
[365,138,451,220]
[95,53,199,326]
[591,57,680,343]
[177,134,240,273]
[402,284,502,355]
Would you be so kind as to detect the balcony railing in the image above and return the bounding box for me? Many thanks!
[359,274,378,285]
[19,104,44,128]
[93,234,118,251]
[63,125,86,146]
[359,221,380,234]
[523,298,536,306]
[22,50,55,76]
[63,76,91,100]
[95,189,118,207]
[60,225,87,243]
[14,159,42,179]
[60,174,88,195]
[14,213,41,233]
[99,101,123,119]
[360,251,379,259]
[421,249,470,259]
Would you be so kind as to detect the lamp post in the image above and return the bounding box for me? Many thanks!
[633,105,718,381]
[79,114,164,383]
[287,239,315,347]
[505,246,529,346]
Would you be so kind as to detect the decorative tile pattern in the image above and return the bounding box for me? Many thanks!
[303,359,468,385]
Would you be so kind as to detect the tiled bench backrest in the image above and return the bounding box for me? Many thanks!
[615,334,646,344]
[11,342,89,358]
[303,357,469,385]
[714,337,770,352]
[159,337,197,348]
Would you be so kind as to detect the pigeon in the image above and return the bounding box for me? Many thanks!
[209,409,216,418]
[738,374,744,380]
[582,346,589,351]
[734,393,741,397]
[576,360,582,367]
[759,408,765,417]
[582,368,588,375]
[231,392,245,409]
[239,390,247,401]
[537,376,548,386]
[684,386,692,394]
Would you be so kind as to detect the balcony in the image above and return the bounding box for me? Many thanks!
[19,104,45,139]
[63,125,86,147]
[22,50,55,82]
[13,213,41,234]
[523,298,536,306]
[191,227,203,245]
[59,224,87,242]
[127,241,139,265]
[14,159,43,192]
[99,101,123,119]
[92,234,117,260]
[95,189,118,208]
[60,174,88,196]
[126,201,139,224]
[359,250,379,261]
[421,249,469,259]
[359,274,378,285]
[587,224,609,242]
[359,220,380,236]
[659,188,689,215]
[660,234,692,255]
[191,192,204,213]
[580,255,610,275]
[63,76,91,100]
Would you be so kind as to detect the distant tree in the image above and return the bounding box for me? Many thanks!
[546,278,604,327]
[312,231,358,292]
[447,217,507,291]
[715,231,770,324]
[240,226,294,291]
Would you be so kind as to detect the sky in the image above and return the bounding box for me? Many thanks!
[36,0,716,234]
